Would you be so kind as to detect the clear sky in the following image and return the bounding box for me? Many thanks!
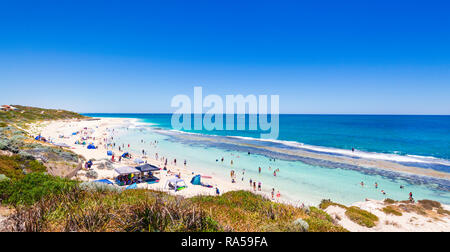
[0,0,449,114]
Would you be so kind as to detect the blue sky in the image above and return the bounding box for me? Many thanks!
[0,0,449,114]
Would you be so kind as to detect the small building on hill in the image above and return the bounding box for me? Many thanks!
[1,105,18,111]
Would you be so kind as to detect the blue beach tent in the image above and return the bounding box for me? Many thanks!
[94,179,114,185]
[107,150,113,156]
[191,175,201,185]
[87,143,96,149]
[126,183,137,190]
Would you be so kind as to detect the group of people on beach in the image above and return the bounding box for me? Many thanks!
[225,155,282,201]
[360,181,414,202]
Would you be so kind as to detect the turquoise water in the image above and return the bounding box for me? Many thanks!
[85,113,450,205]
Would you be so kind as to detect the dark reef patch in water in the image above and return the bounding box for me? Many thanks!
[159,131,450,192]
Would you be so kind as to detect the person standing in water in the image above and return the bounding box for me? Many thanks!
[258,167,261,174]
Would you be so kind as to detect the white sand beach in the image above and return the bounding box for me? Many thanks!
[27,117,272,200]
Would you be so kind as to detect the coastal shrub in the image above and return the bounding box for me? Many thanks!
[309,206,334,223]
[384,198,396,204]
[293,218,309,232]
[345,206,379,228]
[0,172,77,206]
[0,174,10,181]
[382,206,402,216]
[304,216,349,232]
[437,208,450,216]
[418,200,441,210]
[319,199,347,210]
[0,154,47,180]
[398,204,427,215]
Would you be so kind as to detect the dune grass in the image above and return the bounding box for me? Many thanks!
[345,206,379,228]
[382,206,402,216]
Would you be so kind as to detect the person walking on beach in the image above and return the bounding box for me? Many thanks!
[271,188,275,200]
[253,181,256,191]
[184,160,186,167]
[258,182,261,191]
[249,179,252,187]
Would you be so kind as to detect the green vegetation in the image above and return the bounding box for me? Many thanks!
[382,206,402,216]
[319,199,347,210]
[190,190,346,232]
[0,155,47,180]
[0,172,77,206]
[345,206,379,228]
[384,198,397,204]
[0,105,86,126]
[418,200,441,210]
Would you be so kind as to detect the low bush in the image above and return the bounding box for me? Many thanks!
[345,206,379,228]
[0,172,77,206]
[382,206,402,216]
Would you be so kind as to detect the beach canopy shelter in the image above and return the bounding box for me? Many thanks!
[114,166,140,175]
[135,163,160,173]
[164,178,187,191]
[107,150,113,156]
[133,158,144,164]
[191,175,201,185]
[87,143,96,149]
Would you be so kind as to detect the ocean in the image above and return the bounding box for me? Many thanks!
[84,113,450,205]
